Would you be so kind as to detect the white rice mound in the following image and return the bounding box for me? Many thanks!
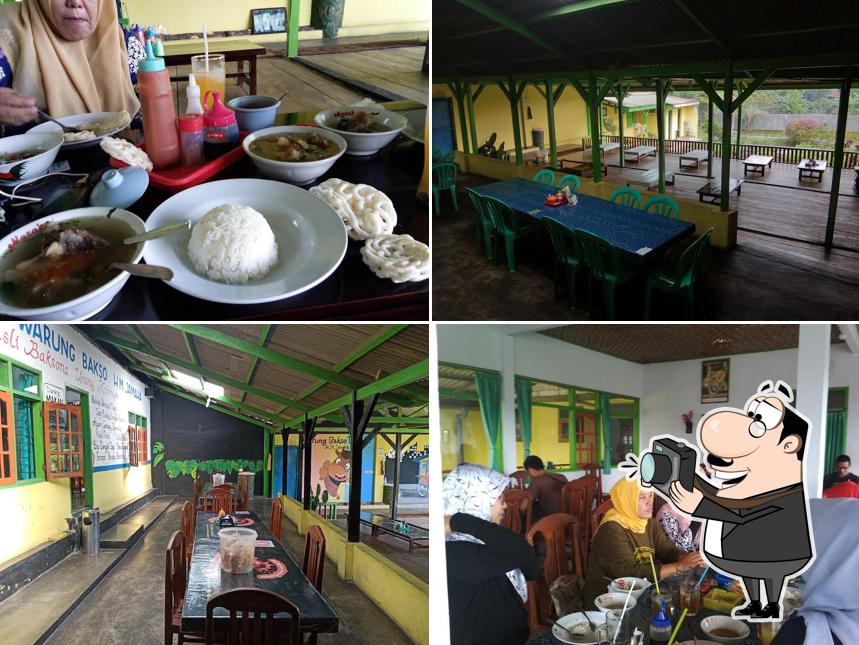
[187,203,279,283]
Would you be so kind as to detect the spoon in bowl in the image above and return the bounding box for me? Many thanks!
[36,109,87,134]
[123,220,191,245]
[111,262,173,280]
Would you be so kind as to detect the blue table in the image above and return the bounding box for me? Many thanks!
[470,178,694,261]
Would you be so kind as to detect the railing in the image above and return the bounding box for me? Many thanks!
[582,136,859,168]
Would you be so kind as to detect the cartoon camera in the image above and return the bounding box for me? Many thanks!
[639,437,697,497]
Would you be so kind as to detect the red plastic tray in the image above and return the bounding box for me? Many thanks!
[109,132,249,193]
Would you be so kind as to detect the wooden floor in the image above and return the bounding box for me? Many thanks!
[295,46,428,104]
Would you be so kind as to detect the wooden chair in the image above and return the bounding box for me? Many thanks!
[193,476,204,511]
[499,488,535,535]
[204,587,300,645]
[237,478,249,512]
[165,530,204,645]
[202,488,234,513]
[526,513,583,631]
[270,498,283,542]
[581,464,604,505]
[301,525,326,645]
[180,500,194,566]
[590,498,614,540]
[561,476,596,563]
[508,470,529,489]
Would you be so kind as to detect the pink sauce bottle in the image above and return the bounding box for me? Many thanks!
[137,40,180,170]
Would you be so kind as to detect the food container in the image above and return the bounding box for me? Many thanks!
[0,132,64,184]
[703,588,743,613]
[243,125,347,185]
[608,576,650,600]
[203,91,239,159]
[179,114,205,166]
[218,527,257,574]
[228,95,281,132]
[594,592,636,614]
[699,615,750,644]
[314,106,407,156]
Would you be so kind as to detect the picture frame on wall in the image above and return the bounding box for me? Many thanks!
[251,7,287,35]
[701,358,730,403]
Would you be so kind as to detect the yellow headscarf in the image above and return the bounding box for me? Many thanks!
[600,477,650,534]
[0,0,140,117]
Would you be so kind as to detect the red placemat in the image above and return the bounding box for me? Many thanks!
[109,133,249,193]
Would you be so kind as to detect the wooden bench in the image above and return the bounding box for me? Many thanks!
[743,154,774,177]
[559,158,608,177]
[624,145,657,163]
[626,169,676,191]
[356,513,429,553]
[697,178,743,205]
[797,159,827,183]
[679,149,709,169]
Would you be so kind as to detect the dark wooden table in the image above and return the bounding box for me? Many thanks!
[0,106,428,321]
[357,512,429,553]
[697,177,743,204]
[182,510,339,635]
[163,40,267,95]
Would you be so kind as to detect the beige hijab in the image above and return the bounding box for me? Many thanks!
[0,0,139,117]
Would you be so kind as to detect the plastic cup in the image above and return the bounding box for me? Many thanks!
[192,54,226,109]
[218,527,257,573]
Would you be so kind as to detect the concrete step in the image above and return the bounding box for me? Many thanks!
[99,521,144,550]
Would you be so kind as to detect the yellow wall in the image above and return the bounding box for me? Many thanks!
[0,480,71,564]
[440,407,488,472]
[603,103,698,139]
[92,466,152,513]
[125,0,429,43]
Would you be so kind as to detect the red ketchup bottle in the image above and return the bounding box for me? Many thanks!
[137,40,180,170]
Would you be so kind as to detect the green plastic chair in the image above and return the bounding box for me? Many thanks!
[432,149,456,163]
[609,186,642,209]
[432,162,459,216]
[645,227,714,319]
[543,216,584,309]
[575,228,638,319]
[466,188,498,261]
[532,169,556,186]
[556,174,581,193]
[642,194,680,219]
[483,196,539,272]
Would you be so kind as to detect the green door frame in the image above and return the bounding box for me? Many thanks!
[67,387,93,508]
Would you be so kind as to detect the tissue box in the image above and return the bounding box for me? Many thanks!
[703,588,743,613]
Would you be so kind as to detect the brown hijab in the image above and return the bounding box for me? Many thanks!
[0,0,139,117]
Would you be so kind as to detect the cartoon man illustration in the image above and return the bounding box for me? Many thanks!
[637,380,815,621]
[318,448,351,498]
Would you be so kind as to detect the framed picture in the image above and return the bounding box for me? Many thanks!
[251,7,287,35]
[701,358,730,403]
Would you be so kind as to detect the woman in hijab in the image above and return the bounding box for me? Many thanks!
[771,497,859,645]
[0,0,139,126]
[444,463,541,645]
[583,477,704,607]
[656,502,701,552]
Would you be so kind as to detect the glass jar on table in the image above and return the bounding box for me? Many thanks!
[192,54,226,109]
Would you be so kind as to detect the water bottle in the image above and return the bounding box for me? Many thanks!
[137,40,180,169]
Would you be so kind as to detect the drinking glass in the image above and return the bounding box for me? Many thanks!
[651,588,674,619]
[758,620,785,645]
[191,54,226,108]
[679,579,702,617]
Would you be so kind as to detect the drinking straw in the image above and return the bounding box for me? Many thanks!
[666,607,688,645]
[694,566,710,590]
[203,25,209,72]
[648,552,661,595]
[612,580,636,645]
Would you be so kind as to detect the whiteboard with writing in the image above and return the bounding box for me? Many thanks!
[0,324,150,471]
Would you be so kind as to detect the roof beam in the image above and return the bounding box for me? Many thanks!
[158,384,269,428]
[85,328,312,413]
[732,18,859,40]
[453,0,579,65]
[182,332,200,367]
[669,0,730,57]
[284,358,429,428]
[241,324,272,404]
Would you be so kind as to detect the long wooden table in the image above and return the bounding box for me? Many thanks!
[163,39,267,95]
[181,510,339,635]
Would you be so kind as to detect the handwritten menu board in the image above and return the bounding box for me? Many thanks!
[0,324,150,470]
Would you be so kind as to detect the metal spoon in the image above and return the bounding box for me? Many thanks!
[123,220,191,245]
[547,617,580,641]
[111,262,173,280]
[36,109,85,134]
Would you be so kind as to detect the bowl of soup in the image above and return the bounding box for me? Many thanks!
[608,577,651,600]
[0,132,64,184]
[314,107,407,156]
[594,592,637,614]
[0,207,146,320]
[243,125,347,185]
[700,616,750,643]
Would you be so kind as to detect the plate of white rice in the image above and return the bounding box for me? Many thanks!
[142,178,348,304]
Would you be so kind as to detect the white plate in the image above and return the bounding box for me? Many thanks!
[552,611,606,645]
[141,179,347,304]
[402,109,426,144]
[28,111,129,149]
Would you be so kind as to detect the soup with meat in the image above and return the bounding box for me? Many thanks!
[249,133,340,162]
[0,219,138,308]
[335,111,391,133]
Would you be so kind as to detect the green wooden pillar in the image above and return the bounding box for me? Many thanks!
[720,64,734,211]
[466,84,482,154]
[263,427,271,497]
[707,92,714,179]
[287,0,301,58]
[825,70,854,249]
[656,79,667,193]
[617,83,625,169]
[450,80,471,155]
[735,101,742,157]
[544,81,557,168]
[588,75,603,182]
[499,78,526,165]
